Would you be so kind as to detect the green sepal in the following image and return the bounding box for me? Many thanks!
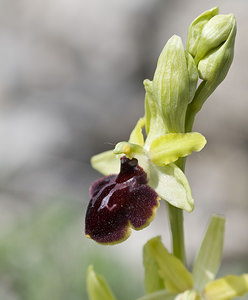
[143,240,165,294]
[203,274,248,300]
[144,237,193,293]
[192,215,225,292]
[87,265,117,300]
[149,163,194,212]
[129,117,146,146]
[187,7,219,57]
[149,133,206,166]
[136,290,177,300]
[91,150,120,176]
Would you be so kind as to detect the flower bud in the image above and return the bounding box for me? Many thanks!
[196,14,236,83]
[187,7,219,57]
[185,8,236,132]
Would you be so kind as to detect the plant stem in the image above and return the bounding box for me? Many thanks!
[167,204,186,264]
[168,157,186,265]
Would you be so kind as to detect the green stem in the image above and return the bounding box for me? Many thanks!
[167,204,186,264]
[167,157,186,265]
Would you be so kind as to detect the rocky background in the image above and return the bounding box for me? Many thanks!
[0,0,247,299]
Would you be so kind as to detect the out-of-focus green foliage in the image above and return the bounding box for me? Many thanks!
[0,201,142,300]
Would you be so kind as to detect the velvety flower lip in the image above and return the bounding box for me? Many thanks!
[85,156,160,245]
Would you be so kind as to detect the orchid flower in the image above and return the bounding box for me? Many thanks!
[85,35,207,244]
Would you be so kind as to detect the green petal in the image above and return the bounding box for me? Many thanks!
[91,150,120,175]
[149,133,206,166]
[144,237,193,293]
[129,117,146,146]
[137,290,177,300]
[149,163,194,212]
[87,265,117,300]
[143,240,165,294]
[192,215,225,292]
[204,274,248,300]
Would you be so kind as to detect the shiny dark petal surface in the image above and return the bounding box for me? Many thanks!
[85,157,159,244]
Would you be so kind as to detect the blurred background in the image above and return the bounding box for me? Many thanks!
[0,0,247,299]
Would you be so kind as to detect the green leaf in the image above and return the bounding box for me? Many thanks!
[87,265,117,300]
[143,241,165,294]
[136,290,177,300]
[129,117,145,146]
[144,237,193,293]
[149,133,206,166]
[91,150,120,176]
[149,163,194,212]
[192,215,225,292]
[204,274,248,300]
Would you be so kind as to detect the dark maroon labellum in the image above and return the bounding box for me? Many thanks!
[85,156,159,244]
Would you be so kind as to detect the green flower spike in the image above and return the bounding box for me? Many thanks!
[186,7,237,132]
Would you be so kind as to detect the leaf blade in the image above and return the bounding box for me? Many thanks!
[192,215,225,291]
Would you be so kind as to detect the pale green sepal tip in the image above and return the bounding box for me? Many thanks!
[91,150,120,176]
[143,240,165,294]
[129,117,146,146]
[175,290,202,300]
[204,274,248,300]
[149,163,194,212]
[136,290,177,300]
[87,265,117,300]
[145,237,193,293]
[192,215,225,292]
[187,7,219,57]
[149,133,206,166]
